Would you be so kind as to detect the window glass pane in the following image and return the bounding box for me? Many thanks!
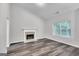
[53,20,71,38]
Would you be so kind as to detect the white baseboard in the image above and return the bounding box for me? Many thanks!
[9,37,45,45]
[10,40,24,45]
[46,37,79,48]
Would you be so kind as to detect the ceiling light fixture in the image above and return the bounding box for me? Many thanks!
[36,3,45,7]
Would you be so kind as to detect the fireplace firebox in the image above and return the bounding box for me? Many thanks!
[26,34,34,40]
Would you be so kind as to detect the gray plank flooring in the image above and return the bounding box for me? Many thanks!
[4,39,79,56]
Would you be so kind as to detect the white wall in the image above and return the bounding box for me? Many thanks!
[45,10,79,48]
[10,5,45,43]
[75,8,79,43]
[0,3,9,53]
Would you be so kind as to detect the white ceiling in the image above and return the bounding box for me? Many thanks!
[11,3,79,20]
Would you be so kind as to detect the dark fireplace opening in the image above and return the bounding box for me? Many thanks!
[26,34,34,40]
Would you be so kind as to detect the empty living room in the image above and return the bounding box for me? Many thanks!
[1,2,79,56]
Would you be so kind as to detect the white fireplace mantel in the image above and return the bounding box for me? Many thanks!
[24,29,37,43]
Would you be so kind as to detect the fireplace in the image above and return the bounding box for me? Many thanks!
[26,32,34,40]
[24,30,37,43]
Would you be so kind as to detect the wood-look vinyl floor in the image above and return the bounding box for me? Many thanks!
[4,39,79,56]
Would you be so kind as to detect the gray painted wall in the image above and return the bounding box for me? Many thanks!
[75,8,79,43]
[0,3,9,53]
[10,5,45,43]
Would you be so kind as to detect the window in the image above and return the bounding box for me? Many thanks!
[53,20,71,38]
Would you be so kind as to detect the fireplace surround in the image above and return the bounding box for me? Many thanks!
[24,30,37,43]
